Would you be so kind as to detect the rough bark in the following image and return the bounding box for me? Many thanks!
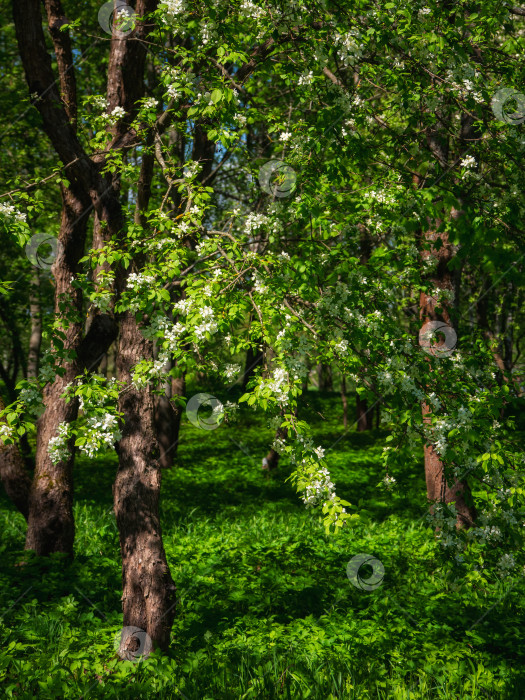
[420,226,476,529]
[25,186,90,555]
[43,0,77,125]
[27,270,42,380]
[14,0,174,650]
[114,312,176,654]
[0,396,32,520]
[155,374,185,468]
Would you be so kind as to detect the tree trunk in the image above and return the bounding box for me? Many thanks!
[356,394,370,431]
[155,366,185,468]
[25,186,90,555]
[27,269,42,380]
[242,345,264,391]
[0,396,32,520]
[114,311,176,654]
[422,406,476,528]
[420,225,476,528]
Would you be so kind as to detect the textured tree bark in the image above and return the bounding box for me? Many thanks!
[14,0,176,650]
[43,0,77,125]
[114,311,176,653]
[422,422,476,529]
[0,396,32,520]
[155,374,185,469]
[25,186,90,555]
[27,270,42,380]
[420,226,476,529]
[24,201,117,556]
[100,0,178,653]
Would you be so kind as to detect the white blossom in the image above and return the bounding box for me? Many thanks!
[224,364,241,381]
[298,71,314,86]
[239,0,265,20]
[110,106,126,120]
[48,422,70,464]
[80,413,122,458]
[0,202,26,223]
[163,0,185,17]
[0,423,14,443]
[302,465,336,507]
[142,97,158,110]
[460,155,476,169]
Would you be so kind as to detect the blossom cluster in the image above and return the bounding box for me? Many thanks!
[0,202,26,223]
[334,30,365,66]
[48,422,71,465]
[195,306,218,340]
[302,465,337,508]
[79,413,122,458]
[0,423,14,443]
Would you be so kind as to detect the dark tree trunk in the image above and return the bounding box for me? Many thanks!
[242,345,264,391]
[422,406,476,528]
[0,396,32,520]
[14,0,174,652]
[27,269,42,380]
[114,311,176,654]
[25,186,91,555]
[155,369,185,469]
[356,394,370,431]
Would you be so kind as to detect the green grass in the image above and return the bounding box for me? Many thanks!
[1,390,524,698]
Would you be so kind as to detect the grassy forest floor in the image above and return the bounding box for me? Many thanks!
[1,390,524,698]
